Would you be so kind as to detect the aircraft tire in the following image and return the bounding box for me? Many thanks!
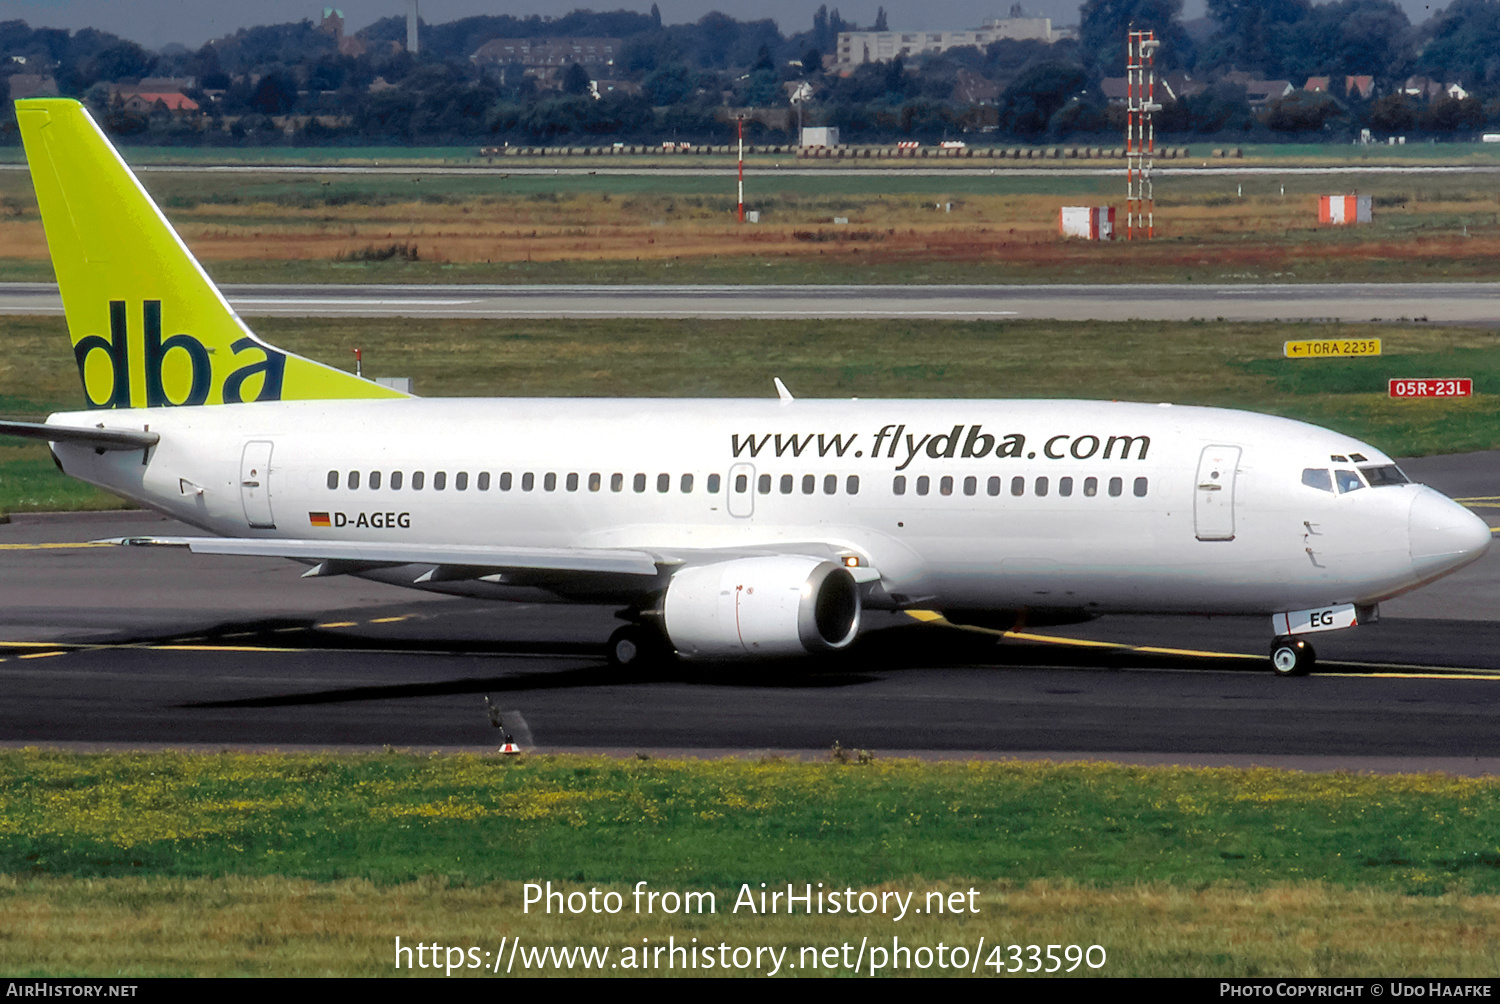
[606,624,664,670]
[1269,636,1315,677]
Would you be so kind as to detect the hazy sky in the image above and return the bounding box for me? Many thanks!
[7,1,1456,51]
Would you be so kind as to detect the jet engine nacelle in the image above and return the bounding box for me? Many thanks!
[662,555,861,660]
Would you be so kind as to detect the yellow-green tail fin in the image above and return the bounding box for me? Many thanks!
[16,98,406,409]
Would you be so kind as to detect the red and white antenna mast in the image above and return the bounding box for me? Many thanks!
[1126,28,1160,239]
[737,115,745,223]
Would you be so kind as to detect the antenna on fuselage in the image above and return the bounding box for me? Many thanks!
[773,377,794,402]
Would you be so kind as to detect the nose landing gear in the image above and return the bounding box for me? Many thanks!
[1270,636,1315,677]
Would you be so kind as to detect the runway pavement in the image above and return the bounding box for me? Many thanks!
[2,281,1498,323]
[1,450,1497,764]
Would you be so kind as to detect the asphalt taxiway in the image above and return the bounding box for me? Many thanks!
[1,452,1496,765]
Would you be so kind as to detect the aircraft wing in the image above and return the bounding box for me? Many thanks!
[102,535,664,576]
[96,535,881,598]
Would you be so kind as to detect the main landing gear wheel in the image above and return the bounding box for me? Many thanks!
[606,624,665,670]
[1269,636,1315,677]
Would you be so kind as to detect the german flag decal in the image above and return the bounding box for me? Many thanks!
[309,512,332,528]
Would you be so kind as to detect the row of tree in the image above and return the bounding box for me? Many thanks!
[5,3,1500,145]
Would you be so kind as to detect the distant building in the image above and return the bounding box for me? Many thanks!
[836,17,1073,68]
[1244,80,1294,107]
[1215,74,1294,108]
[319,7,344,38]
[319,8,368,58]
[951,68,1000,105]
[121,93,200,114]
[1304,75,1374,99]
[1401,76,1470,101]
[1403,76,1443,100]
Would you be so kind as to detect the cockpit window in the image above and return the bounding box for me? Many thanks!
[1301,468,1333,493]
[1335,469,1364,493]
[1360,464,1410,487]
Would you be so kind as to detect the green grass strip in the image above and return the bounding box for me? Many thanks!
[4,751,1500,896]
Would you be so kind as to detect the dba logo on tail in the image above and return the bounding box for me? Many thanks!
[77,300,288,409]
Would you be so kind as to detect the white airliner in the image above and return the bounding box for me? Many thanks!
[2,100,1491,676]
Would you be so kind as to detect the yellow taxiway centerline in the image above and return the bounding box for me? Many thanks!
[904,610,1500,678]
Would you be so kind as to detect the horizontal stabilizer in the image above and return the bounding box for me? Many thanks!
[0,420,158,451]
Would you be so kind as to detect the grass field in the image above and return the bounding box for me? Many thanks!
[2,314,1495,516]
[4,164,1500,285]
[4,751,1500,976]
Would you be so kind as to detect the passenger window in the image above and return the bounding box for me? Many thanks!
[1059,476,1073,497]
[543,473,557,491]
[657,473,670,493]
[434,471,447,491]
[477,472,490,491]
[455,472,468,491]
[611,473,623,492]
[520,472,532,491]
[1109,477,1123,497]
[802,474,815,495]
[781,474,794,494]
[893,475,907,496]
[824,474,837,495]
[499,472,512,491]
[326,470,338,490]
[680,474,693,493]
[566,473,579,492]
[1335,469,1364,493]
[917,476,930,496]
[589,473,601,492]
[369,471,381,490]
[391,471,403,490]
[963,476,976,496]
[1083,477,1098,497]
[1302,468,1333,492]
[734,474,747,493]
[1133,477,1148,498]
[634,473,646,493]
[347,470,360,490]
[987,476,1000,496]
[940,476,953,496]
[1035,476,1048,497]
[707,474,721,493]
[847,475,859,495]
[1010,476,1024,497]
[413,471,426,490]
[758,474,772,494]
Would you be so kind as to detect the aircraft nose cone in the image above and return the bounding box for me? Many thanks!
[1409,489,1491,571]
